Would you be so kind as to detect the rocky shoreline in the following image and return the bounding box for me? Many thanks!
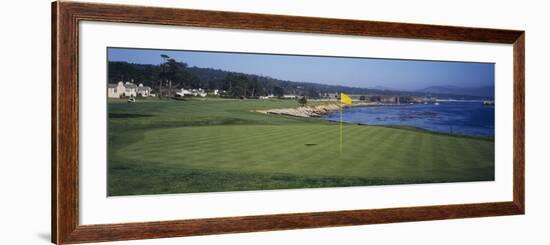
[256,102,382,118]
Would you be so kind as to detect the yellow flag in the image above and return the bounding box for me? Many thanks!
[340,92,352,105]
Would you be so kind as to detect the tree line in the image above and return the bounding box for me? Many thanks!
[109,55,369,99]
[109,55,289,98]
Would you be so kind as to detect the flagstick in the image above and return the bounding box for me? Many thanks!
[340,103,343,154]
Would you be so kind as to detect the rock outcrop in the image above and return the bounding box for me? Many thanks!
[256,102,379,118]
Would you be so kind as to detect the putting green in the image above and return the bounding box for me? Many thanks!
[108,99,494,195]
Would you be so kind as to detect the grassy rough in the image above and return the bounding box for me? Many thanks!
[108,98,494,196]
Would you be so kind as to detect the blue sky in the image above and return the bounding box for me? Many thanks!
[108,47,494,91]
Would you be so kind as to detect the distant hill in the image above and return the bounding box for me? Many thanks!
[418,85,494,98]
[186,66,392,96]
[368,85,396,91]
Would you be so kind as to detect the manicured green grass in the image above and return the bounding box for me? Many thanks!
[108,98,494,196]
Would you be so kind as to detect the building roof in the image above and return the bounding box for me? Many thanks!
[125,83,138,88]
[137,86,151,91]
[107,83,117,88]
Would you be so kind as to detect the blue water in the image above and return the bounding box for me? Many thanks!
[323,102,494,137]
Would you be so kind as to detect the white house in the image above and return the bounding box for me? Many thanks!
[107,81,150,98]
[282,94,298,99]
[259,94,275,100]
[195,88,207,97]
[213,89,227,96]
[176,89,193,97]
[123,82,137,97]
[176,88,207,97]
[136,83,152,97]
[107,81,126,98]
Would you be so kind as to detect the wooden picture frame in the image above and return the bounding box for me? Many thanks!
[52,1,525,244]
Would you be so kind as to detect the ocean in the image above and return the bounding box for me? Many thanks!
[323,102,495,137]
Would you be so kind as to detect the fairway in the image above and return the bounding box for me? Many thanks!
[108,99,494,196]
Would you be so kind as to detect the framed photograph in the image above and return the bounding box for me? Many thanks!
[52,1,525,244]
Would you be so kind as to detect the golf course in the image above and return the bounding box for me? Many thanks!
[108,98,494,196]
